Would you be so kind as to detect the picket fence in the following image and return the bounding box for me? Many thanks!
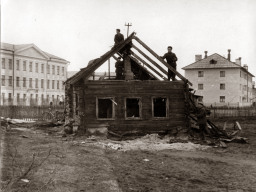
[209,107,256,118]
[0,105,64,120]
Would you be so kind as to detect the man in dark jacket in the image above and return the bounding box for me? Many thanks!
[197,103,207,140]
[115,57,124,80]
[114,29,124,46]
[162,46,178,81]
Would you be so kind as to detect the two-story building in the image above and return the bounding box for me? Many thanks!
[0,43,69,106]
[183,50,254,107]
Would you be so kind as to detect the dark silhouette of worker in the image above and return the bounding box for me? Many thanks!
[115,57,124,80]
[162,46,178,81]
[114,29,124,46]
[196,103,210,141]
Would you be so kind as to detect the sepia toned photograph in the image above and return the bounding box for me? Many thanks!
[0,0,256,191]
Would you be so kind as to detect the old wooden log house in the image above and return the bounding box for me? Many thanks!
[65,33,193,134]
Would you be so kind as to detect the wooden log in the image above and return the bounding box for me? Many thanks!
[133,36,192,86]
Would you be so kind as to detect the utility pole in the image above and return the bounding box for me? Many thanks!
[125,23,132,38]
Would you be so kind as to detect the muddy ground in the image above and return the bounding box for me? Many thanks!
[0,119,256,192]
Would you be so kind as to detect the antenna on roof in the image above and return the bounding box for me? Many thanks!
[125,23,132,38]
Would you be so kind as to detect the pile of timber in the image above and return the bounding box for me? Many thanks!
[188,96,248,144]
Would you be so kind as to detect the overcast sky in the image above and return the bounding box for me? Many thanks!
[2,0,256,76]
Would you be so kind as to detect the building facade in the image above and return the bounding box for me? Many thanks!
[183,50,254,107]
[0,43,69,106]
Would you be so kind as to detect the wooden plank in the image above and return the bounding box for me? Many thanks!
[131,52,167,80]
[133,36,192,86]
[132,45,168,77]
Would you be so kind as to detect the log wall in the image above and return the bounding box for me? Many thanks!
[79,80,187,133]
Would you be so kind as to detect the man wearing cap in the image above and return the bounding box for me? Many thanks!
[161,46,178,81]
[114,29,124,46]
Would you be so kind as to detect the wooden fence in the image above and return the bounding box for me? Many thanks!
[0,105,64,120]
[210,107,256,118]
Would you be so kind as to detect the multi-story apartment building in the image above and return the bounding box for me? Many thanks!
[183,50,254,106]
[0,43,69,106]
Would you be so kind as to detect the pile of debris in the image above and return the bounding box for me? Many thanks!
[88,134,210,152]
[187,92,248,147]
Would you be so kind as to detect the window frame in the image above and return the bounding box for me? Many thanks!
[16,77,20,87]
[8,76,12,86]
[198,71,204,77]
[198,84,203,90]
[16,60,20,70]
[2,58,5,69]
[2,75,5,86]
[23,61,27,71]
[29,61,33,72]
[96,97,116,120]
[220,71,225,77]
[220,83,225,90]
[220,96,225,103]
[152,96,169,119]
[124,97,142,120]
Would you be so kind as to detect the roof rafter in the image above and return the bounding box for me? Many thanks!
[131,51,166,80]
[133,36,192,86]
[67,32,136,84]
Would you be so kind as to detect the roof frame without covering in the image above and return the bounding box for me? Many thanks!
[66,32,192,86]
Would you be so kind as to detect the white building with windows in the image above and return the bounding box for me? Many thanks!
[182,50,254,107]
[0,43,69,106]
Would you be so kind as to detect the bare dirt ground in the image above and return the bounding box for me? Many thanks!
[0,119,256,192]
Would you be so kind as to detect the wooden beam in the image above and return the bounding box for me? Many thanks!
[129,56,161,80]
[133,36,192,86]
[132,44,168,77]
[68,33,135,84]
[112,55,118,60]
[131,52,166,80]
[116,52,160,80]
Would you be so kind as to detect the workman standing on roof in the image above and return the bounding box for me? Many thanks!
[161,46,178,81]
[114,29,124,46]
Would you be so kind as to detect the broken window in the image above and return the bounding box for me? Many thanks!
[97,98,114,119]
[153,97,168,118]
[125,98,141,119]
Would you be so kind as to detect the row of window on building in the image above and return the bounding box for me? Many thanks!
[1,75,64,90]
[78,97,168,119]
[198,83,226,90]
[198,71,226,77]
[2,92,64,105]
[198,70,252,82]
[198,96,226,103]
[1,58,65,76]
[198,83,252,94]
